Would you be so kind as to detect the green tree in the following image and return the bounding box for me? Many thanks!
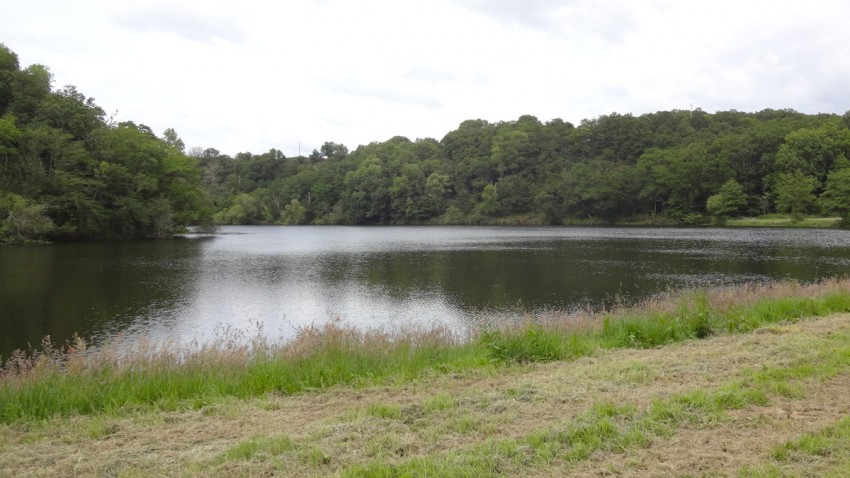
[0,192,55,242]
[36,85,105,142]
[0,115,21,179]
[424,172,450,217]
[9,64,52,122]
[319,141,348,160]
[706,179,748,222]
[162,128,185,152]
[774,170,818,219]
[479,183,499,216]
[562,160,639,220]
[636,143,729,217]
[340,156,392,223]
[773,121,850,185]
[281,198,307,224]
[0,44,21,113]
[216,193,261,224]
[818,166,850,225]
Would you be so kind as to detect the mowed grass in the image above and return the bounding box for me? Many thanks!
[2,278,850,424]
[341,328,850,477]
[740,416,850,477]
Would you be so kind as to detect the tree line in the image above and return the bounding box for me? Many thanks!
[0,45,214,243]
[3,43,850,243]
[199,110,850,228]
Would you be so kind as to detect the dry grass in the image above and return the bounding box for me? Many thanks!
[2,311,850,477]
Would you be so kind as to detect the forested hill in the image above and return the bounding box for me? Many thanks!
[201,109,850,227]
[0,45,214,243]
[3,44,850,243]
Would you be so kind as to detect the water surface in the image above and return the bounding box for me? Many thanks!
[2,226,849,356]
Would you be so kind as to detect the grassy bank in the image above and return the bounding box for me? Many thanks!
[2,286,850,476]
[3,279,850,425]
[453,214,845,228]
[726,214,843,228]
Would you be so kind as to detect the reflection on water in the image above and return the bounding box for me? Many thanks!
[1,226,849,356]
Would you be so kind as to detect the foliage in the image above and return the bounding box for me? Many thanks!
[5,44,850,233]
[195,106,850,227]
[706,178,748,221]
[774,170,818,219]
[818,165,850,225]
[0,44,213,242]
[0,192,54,242]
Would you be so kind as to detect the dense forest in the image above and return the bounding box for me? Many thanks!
[0,45,213,243]
[197,109,850,228]
[2,45,850,243]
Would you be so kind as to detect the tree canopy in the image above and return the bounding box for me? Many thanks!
[0,44,213,243]
[4,44,850,241]
[200,108,850,228]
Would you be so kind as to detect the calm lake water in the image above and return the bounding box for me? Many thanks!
[2,226,850,356]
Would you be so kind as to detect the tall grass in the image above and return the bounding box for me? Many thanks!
[2,278,850,423]
[0,322,487,423]
[480,278,850,360]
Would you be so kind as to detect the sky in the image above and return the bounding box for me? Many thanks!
[3,0,850,157]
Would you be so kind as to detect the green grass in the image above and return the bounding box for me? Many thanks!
[217,434,333,470]
[771,418,850,462]
[222,434,296,461]
[0,335,490,423]
[2,280,850,424]
[740,416,850,477]
[726,215,842,228]
[343,331,850,477]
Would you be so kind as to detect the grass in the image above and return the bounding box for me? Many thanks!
[0,323,488,423]
[771,417,850,462]
[222,434,296,461]
[2,279,850,425]
[343,329,850,477]
[740,417,850,477]
[4,307,850,476]
[726,214,843,228]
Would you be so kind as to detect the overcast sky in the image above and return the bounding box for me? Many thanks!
[3,0,850,157]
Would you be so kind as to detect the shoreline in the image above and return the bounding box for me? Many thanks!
[3,216,846,247]
[2,278,850,476]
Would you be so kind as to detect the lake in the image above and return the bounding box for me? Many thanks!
[2,226,850,357]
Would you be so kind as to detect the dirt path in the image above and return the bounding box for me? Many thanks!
[2,314,849,477]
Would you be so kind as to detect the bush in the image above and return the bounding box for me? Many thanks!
[0,192,55,243]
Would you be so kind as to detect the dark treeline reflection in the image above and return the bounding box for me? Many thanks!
[2,226,849,357]
[315,236,850,312]
[0,239,209,356]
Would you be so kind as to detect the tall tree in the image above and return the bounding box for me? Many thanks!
[818,165,850,225]
[774,170,818,219]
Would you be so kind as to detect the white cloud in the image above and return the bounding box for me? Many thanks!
[2,0,849,157]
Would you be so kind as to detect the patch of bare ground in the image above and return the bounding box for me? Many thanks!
[1,314,849,477]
